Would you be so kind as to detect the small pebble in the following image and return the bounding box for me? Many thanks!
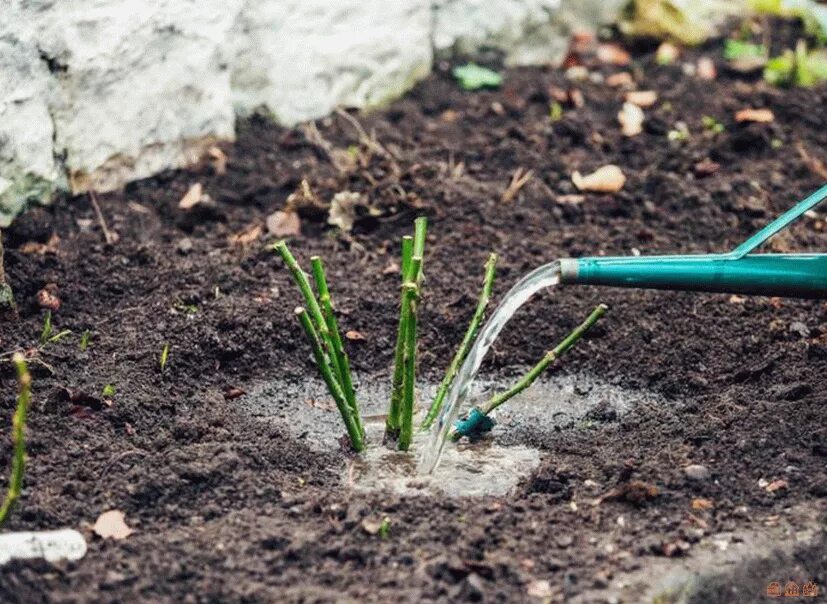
[177,237,193,255]
[684,464,711,481]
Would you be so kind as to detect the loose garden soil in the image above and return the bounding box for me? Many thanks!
[1,22,826,603]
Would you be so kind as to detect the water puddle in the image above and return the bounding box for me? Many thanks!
[238,373,659,497]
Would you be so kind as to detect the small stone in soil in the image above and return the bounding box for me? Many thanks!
[684,464,711,481]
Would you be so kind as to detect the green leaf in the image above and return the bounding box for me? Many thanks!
[724,39,766,60]
[764,51,795,85]
[452,63,502,91]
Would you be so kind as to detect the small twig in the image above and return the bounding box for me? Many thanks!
[88,191,118,245]
[796,142,827,181]
[0,354,31,526]
[501,168,534,203]
[334,107,401,175]
[421,253,497,430]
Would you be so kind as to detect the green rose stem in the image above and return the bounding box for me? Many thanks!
[310,256,362,437]
[295,308,364,452]
[386,219,427,441]
[397,257,422,451]
[274,242,331,350]
[451,304,608,441]
[0,353,31,526]
[421,253,497,430]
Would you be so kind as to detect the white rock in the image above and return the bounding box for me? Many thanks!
[231,0,432,125]
[0,529,87,566]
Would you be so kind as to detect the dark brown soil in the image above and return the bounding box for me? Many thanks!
[1,21,826,603]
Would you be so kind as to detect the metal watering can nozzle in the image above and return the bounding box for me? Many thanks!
[558,184,827,299]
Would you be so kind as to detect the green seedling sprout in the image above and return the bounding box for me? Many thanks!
[765,40,827,87]
[47,330,72,344]
[701,115,725,134]
[102,384,116,398]
[0,353,31,527]
[421,253,498,430]
[160,343,170,371]
[79,330,91,351]
[39,311,53,345]
[724,39,767,61]
[378,516,391,538]
[451,304,608,441]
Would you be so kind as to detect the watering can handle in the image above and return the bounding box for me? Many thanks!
[730,183,827,259]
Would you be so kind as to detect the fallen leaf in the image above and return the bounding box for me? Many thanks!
[557,194,586,205]
[693,159,720,177]
[618,102,644,136]
[597,480,658,505]
[224,387,246,400]
[452,63,502,90]
[207,146,227,175]
[597,43,631,66]
[266,210,301,237]
[19,233,60,255]
[656,42,680,65]
[606,72,635,88]
[527,579,554,598]
[697,57,716,80]
[228,224,263,246]
[382,261,400,275]
[345,330,366,341]
[572,165,626,193]
[328,191,366,232]
[440,109,459,123]
[625,90,658,108]
[691,498,714,510]
[735,108,774,123]
[36,287,61,311]
[360,516,385,535]
[765,479,788,493]
[93,510,133,540]
[178,183,205,209]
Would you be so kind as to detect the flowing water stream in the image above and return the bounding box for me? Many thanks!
[419,261,562,474]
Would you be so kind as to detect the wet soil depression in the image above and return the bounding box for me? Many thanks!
[1,21,827,603]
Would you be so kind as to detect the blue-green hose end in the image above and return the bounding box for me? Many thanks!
[452,407,496,440]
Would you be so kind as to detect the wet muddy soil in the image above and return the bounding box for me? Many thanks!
[1,21,827,603]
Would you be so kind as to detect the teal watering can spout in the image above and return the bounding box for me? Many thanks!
[559,184,827,299]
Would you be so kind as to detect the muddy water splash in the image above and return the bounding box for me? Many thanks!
[419,261,562,474]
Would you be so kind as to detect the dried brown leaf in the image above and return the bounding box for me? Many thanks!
[207,146,227,175]
[618,102,644,136]
[596,43,631,66]
[178,183,204,209]
[93,510,133,540]
[266,210,301,237]
[735,108,774,123]
[572,165,626,193]
[625,90,658,108]
[228,224,263,246]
